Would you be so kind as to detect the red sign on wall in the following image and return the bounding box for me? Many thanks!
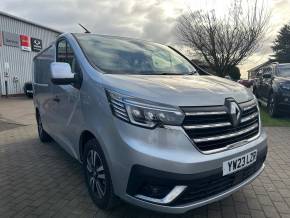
[20,34,31,51]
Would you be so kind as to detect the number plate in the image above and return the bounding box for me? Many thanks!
[223,150,257,176]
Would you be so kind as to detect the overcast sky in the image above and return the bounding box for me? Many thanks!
[1,0,290,77]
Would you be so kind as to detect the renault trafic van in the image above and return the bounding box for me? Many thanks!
[33,33,267,214]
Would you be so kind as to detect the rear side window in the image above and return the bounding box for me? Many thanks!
[56,39,81,74]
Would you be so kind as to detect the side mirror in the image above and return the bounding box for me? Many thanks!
[262,73,272,79]
[50,62,75,85]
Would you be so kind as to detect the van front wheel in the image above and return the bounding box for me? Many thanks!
[83,139,118,210]
[36,112,51,142]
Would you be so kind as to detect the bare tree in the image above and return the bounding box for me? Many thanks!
[176,0,269,77]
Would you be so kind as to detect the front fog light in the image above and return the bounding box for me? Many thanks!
[139,184,172,199]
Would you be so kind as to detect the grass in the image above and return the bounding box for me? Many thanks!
[260,106,290,127]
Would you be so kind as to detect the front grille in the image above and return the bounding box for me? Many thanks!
[173,158,264,206]
[181,99,259,152]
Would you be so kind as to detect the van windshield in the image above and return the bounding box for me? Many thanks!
[74,34,196,75]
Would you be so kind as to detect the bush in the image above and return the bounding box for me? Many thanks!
[228,66,241,81]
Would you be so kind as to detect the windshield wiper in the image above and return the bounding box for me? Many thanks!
[187,71,196,75]
[158,71,197,75]
[159,73,184,75]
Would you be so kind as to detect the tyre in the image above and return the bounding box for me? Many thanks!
[83,139,118,210]
[36,111,52,142]
[23,82,33,98]
[25,90,33,98]
[268,93,279,117]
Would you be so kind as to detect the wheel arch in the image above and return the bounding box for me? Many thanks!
[35,107,39,119]
[79,130,98,162]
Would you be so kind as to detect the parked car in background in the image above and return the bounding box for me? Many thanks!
[253,62,290,117]
[23,82,33,98]
[33,33,267,214]
[238,79,253,88]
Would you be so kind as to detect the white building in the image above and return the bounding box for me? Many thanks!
[0,11,61,96]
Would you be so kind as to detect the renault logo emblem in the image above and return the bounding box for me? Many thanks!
[34,39,41,45]
[225,99,241,127]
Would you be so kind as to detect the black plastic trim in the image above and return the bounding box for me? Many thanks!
[126,146,267,204]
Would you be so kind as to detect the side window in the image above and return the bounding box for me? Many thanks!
[56,39,81,74]
[57,40,66,63]
[66,43,81,74]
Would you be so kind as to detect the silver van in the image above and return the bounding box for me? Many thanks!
[33,33,267,214]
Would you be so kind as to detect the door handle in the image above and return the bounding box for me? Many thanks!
[53,96,60,102]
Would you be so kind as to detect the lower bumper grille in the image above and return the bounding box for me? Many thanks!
[173,157,265,206]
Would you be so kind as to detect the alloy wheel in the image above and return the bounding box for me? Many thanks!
[86,149,107,199]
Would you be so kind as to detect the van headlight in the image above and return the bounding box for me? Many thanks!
[106,90,185,128]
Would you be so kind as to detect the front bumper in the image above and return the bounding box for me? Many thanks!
[104,118,267,214]
[125,146,266,214]
[126,164,265,214]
